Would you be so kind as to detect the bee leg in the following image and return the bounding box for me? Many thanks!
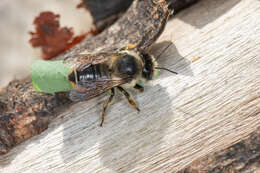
[134,84,144,93]
[100,88,115,126]
[117,86,140,112]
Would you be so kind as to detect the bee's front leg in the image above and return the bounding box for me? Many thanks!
[117,86,140,112]
[101,88,115,126]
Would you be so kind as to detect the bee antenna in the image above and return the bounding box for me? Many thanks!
[157,42,173,60]
[155,67,178,74]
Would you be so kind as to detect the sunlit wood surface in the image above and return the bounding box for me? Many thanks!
[1,0,259,172]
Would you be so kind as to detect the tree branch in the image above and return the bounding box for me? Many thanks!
[80,0,199,31]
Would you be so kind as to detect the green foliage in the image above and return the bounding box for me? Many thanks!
[31,60,73,94]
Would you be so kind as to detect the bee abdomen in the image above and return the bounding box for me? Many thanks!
[78,64,104,81]
[68,64,108,84]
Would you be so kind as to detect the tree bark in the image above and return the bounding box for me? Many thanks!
[80,0,199,31]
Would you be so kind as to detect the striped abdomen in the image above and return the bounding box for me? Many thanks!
[68,64,108,84]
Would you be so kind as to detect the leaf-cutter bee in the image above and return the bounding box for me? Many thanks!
[66,44,176,126]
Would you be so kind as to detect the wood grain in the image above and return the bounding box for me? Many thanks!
[0,0,259,172]
[178,126,260,172]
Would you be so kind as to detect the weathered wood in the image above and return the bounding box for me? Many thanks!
[0,0,260,172]
[178,127,260,172]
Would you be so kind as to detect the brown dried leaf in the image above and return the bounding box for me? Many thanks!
[29,11,74,60]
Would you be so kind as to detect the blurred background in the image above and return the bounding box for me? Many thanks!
[0,0,93,87]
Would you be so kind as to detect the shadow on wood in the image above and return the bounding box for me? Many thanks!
[150,41,193,77]
[177,0,242,28]
[98,85,172,172]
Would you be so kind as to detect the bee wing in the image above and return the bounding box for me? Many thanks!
[69,78,131,102]
[64,51,120,70]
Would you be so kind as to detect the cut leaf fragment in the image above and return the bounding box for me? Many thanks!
[31,60,73,94]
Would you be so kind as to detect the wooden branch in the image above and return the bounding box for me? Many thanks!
[1,0,259,172]
[80,0,199,31]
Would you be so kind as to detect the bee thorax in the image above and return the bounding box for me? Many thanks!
[117,55,139,76]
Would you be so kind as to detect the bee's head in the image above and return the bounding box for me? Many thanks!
[141,42,178,80]
[141,53,157,80]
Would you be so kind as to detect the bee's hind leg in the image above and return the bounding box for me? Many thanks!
[101,88,115,126]
[117,86,140,112]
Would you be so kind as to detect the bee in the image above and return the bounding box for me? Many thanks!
[66,44,177,126]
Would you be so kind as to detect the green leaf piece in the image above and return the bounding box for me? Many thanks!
[31,60,73,94]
